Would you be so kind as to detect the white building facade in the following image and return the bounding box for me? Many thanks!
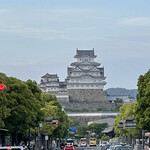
[66,49,107,102]
[39,73,69,101]
[66,49,106,89]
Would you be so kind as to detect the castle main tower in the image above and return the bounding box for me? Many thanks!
[66,49,107,102]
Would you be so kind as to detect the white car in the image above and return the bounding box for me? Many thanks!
[101,141,109,146]
[0,146,23,150]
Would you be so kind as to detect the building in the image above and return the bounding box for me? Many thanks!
[66,48,107,102]
[106,95,136,103]
[39,73,69,102]
[39,49,108,105]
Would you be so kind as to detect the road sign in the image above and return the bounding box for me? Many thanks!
[69,127,77,133]
[45,135,48,140]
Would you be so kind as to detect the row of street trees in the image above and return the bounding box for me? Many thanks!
[68,120,108,141]
[114,69,150,143]
[0,73,71,146]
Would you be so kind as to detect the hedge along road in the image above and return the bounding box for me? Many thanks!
[67,112,118,117]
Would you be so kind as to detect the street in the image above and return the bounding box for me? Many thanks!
[75,147,101,150]
[55,146,102,150]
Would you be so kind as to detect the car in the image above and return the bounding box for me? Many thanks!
[100,141,110,149]
[64,145,75,150]
[79,138,87,147]
[0,146,23,150]
[107,145,115,150]
[101,141,109,146]
[113,145,133,150]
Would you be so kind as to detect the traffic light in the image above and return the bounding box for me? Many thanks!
[52,120,58,125]
[119,120,126,125]
[56,120,58,125]
[0,84,6,91]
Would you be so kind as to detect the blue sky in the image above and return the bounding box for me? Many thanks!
[0,0,150,89]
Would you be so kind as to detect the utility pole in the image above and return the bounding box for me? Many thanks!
[28,125,30,150]
[38,123,42,150]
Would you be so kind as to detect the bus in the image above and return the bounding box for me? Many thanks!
[79,138,87,147]
[89,138,97,147]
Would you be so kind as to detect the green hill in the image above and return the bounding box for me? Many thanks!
[105,88,138,99]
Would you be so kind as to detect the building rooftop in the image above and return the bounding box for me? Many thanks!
[74,49,96,58]
[41,73,58,78]
[70,61,100,66]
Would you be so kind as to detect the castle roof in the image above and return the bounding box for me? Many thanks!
[70,60,100,66]
[41,73,58,78]
[59,81,67,88]
[74,49,96,58]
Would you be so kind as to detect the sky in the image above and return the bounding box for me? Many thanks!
[0,0,150,90]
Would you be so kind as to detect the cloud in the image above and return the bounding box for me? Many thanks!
[119,17,150,26]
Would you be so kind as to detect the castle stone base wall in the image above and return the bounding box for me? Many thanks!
[60,101,116,111]
[68,115,116,124]
[68,89,106,102]
[57,97,69,102]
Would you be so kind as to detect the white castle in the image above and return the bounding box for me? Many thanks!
[39,49,107,102]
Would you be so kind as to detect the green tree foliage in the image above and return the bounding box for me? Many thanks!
[114,102,138,136]
[136,69,150,131]
[115,98,123,103]
[0,73,10,127]
[101,135,110,141]
[0,73,44,144]
[77,124,89,137]
[75,123,108,139]
[41,93,71,139]
[88,123,108,138]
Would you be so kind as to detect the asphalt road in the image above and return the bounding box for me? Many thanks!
[55,146,102,150]
[75,147,102,150]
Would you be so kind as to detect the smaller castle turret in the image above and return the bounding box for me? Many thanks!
[39,73,69,102]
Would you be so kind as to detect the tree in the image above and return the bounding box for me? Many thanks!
[0,73,11,127]
[76,124,89,137]
[114,102,138,137]
[101,135,110,141]
[88,123,108,138]
[136,69,150,131]
[0,73,44,145]
[41,93,71,139]
[115,98,123,103]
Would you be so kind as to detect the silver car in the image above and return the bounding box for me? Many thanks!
[113,145,133,150]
